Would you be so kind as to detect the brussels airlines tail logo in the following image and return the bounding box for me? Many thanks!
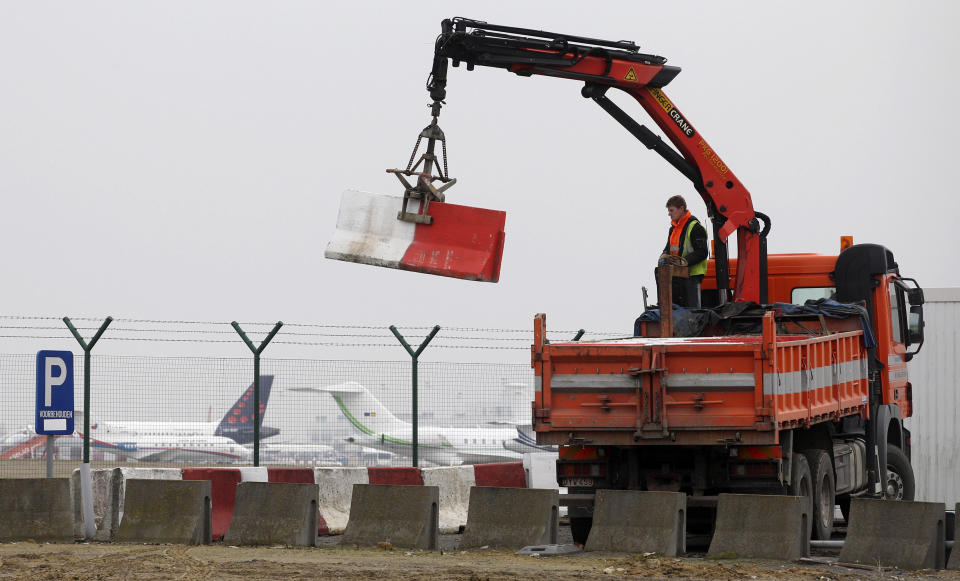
[647,87,695,138]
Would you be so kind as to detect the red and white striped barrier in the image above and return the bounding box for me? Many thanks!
[325,190,506,283]
[181,467,267,540]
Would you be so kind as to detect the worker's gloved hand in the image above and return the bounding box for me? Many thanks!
[657,254,670,266]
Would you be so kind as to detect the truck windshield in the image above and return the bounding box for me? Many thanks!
[889,284,903,344]
[791,287,835,305]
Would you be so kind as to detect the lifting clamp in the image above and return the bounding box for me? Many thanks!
[387,100,457,224]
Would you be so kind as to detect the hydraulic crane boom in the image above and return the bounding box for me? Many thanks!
[426,18,770,303]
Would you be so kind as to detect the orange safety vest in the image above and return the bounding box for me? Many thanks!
[668,211,692,255]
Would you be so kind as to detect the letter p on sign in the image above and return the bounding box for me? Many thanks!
[35,350,75,435]
[45,357,67,406]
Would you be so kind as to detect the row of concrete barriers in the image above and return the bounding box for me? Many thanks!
[585,490,955,571]
[1,469,956,570]
[0,462,533,542]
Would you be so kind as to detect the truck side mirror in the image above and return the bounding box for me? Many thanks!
[905,304,925,362]
[907,287,924,307]
[907,305,924,344]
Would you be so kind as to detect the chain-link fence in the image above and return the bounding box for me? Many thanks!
[0,316,623,478]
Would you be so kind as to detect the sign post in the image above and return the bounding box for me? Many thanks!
[35,350,75,477]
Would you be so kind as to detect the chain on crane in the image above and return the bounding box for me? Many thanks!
[387,100,457,225]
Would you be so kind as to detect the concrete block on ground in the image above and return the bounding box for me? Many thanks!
[708,494,809,560]
[223,482,319,546]
[315,467,369,534]
[181,468,243,540]
[840,498,945,570]
[269,468,325,536]
[517,543,582,556]
[71,467,113,539]
[460,487,558,549]
[585,490,686,555]
[523,453,559,489]
[72,468,182,541]
[422,465,476,534]
[0,479,73,542]
[341,484,439,550]
[116,479,212,545]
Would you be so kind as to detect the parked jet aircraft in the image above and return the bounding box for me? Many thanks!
[81,375,279,445]
[67,376,278,463]
[291,381,552,465]
[87,432,253,463]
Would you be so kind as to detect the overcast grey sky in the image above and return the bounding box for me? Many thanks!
[2,1,957,361]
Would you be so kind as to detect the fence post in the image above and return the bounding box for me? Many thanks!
[232,321,283,467]
[63,315,112,540]
[389,325,440,468]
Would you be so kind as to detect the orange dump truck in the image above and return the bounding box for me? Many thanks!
[534,247,925,543]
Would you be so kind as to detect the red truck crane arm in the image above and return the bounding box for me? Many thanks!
[427,18,770,303]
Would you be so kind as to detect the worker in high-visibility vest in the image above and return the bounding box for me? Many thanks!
[658,194,709,308]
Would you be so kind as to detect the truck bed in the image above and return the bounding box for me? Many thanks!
[532,312,868,447]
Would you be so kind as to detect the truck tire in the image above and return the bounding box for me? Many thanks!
[885,445,915,501]
[804,449,836,540]
[790,452,813,539]
[569,516,592,547]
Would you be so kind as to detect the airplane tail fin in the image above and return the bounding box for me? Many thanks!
[294,381,408,436]
[215,375,278,443]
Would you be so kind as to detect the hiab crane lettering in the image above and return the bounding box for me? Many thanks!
[326,18,927,545]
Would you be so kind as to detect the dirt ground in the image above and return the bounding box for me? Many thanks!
[1,541,959,581]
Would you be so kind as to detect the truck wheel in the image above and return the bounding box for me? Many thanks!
[790,453,813,539]
[569,517,592,546]
[804,449,835,540]
[885,445,915,501]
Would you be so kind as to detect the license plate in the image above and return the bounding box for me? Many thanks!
[561,477,594,487]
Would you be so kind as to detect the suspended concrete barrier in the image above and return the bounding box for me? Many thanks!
[325,190,506,283]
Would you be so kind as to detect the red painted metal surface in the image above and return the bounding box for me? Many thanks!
[399,201,506,282]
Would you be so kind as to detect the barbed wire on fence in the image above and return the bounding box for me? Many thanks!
[0,315,628,350]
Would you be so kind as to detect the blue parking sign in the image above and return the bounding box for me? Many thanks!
[36,350,75,435]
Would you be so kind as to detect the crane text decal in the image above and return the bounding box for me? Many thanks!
[647,88,695,138]
[697,138,729,176]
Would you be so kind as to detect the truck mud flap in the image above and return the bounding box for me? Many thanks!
[325,190,506,282]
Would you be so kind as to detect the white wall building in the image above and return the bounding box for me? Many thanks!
[905,288,960,507]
